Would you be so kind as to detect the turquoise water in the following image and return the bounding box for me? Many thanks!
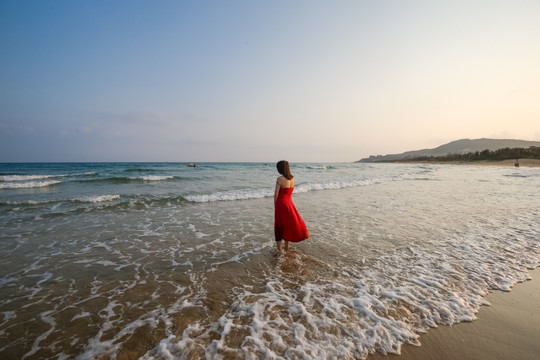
[1,162,539,359]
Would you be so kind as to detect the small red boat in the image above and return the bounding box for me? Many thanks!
[186,163,196,167]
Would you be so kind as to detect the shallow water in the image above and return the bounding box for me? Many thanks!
[0,163,539,359]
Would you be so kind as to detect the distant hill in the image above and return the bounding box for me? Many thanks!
[357,138,540,162]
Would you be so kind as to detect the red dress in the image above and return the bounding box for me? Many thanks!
[274,187,309,242]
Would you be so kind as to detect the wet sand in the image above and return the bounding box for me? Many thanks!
[369,267,540,360]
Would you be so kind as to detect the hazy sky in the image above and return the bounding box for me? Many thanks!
[1,1,539,162]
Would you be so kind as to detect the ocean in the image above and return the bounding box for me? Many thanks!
[0,162,539,359]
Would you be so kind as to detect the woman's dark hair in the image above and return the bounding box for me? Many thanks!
[276,160,294,180]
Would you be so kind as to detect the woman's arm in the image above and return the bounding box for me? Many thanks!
[274,178,281,205]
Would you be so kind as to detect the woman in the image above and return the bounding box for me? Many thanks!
[274,160,310,252]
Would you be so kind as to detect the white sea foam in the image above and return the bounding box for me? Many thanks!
[23,309,57,359]
[147,228,540,359]
[96,261,118,267]
[1,199,53,206]
[129,175,174,181]
[295,175,404,193]
[0,174,64,181]
[72,312,91,321]
[0,180,62,189]
[185,175,406,202]
[75,195,120,203]
[185,188,273,202]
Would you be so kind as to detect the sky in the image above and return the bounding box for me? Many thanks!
[1,0,539,162]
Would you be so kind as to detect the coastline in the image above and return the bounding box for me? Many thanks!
[369,267,540,360]
[437,159,540,168]
[360,159,540,168]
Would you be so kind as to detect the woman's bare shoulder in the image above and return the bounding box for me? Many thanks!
[277,176,293,187]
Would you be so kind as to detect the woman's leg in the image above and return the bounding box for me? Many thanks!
[276,240,282,252]
[284,240,290,251]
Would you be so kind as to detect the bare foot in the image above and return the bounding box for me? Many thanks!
[284,241,290,251]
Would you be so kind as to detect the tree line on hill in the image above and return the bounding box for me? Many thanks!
[402,146,540,163]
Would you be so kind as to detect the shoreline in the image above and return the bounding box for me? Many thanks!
[435,159,540,168]
[369,267,540,360]
[362,159,540,167]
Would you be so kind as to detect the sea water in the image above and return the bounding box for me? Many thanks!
[0,162,538,359]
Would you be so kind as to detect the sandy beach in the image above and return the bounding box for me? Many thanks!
[369,267,540,360]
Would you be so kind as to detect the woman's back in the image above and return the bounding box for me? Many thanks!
[277,175,294,189]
